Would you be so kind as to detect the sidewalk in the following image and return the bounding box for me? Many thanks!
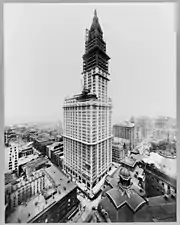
[76,166,117,199]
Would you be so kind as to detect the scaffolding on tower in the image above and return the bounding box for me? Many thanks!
[85,28,89,51]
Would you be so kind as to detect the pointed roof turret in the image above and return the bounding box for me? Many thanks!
[94,9,97,17]
[89,9,102,35]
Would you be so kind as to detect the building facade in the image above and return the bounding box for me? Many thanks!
[33,138,54,155]
[134,124,143,145]
[4,129,17,146]
[63,10,112,195]
[154,116,169,130]
[5,169,51,213]
[46,141,63,159]
[135,117,153,140]
[142,162,176,198]
[112,142,126,164]
[5,143,19,174]
[18,143,34,158]
[51,150,63,169]
[30,187,79,223]
[113,121,135,151]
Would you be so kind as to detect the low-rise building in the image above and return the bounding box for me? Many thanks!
[6,163,79,223]
[33,138,54,155]
[113,121,135,152]
[91,166,176,222]
[141,162,176,198]
[18,154,39,176]
[5,169,50,214]
[46,141,63,159]
[21,157,49,178]
[18,142,34,158]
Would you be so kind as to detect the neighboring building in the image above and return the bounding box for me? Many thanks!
[135,117,153,140]
[152,128,168,141]
[120,156,139,172]
[18,154,39,176]
[134,124,142,145]
[63,10,112,196]
[29,133,39,142]
[90,166,176,222]
[154,116,169,130]
[33,138,54,155]
[5,172,18,219]
[112,142,126,164]
[51,150,63,169]
[46,141,63,159]
[120,156,146,194]
[141,162,176,198]
[4,129,17,146]
[6,163,79,223]
[103,166,146,199]
[23,130,38,142]
[113,121,135,151]
[4,131,8,146]
[21,157,49,178]
[5,169,50,214]
[56,135,63,142]
[18,142,34,158]
[5,142,19,174]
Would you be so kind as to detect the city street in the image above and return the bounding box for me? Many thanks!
[69,193,101,223]
[76,194,101,222]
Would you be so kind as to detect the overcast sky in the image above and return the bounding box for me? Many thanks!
[4,3,176,125]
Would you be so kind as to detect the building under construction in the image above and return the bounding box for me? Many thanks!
[63,10,113,197]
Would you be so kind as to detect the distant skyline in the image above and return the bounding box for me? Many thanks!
[4,3,176,125]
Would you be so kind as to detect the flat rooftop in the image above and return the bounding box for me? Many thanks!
[130,153,146,162]
[47,142,61,148]
[19,154,39,166]
[112,142,124,147]
[121,157,137,168]
[6,163,77,223]
[7,192,57,223]
[51,149,63,155]
[22,157,49,175]
[5,172,18,185]
[38,140,54,147]
[113,137,130,144]
[19,142,33,152]
[113,121,135,128]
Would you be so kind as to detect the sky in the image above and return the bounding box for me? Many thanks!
[4,3,176,125]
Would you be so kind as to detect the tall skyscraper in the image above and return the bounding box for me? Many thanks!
[63,10,112,196]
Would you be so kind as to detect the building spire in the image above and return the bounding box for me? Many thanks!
[94,9,97,17]
[89,9,102,37]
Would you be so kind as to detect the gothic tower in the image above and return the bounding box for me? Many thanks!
[63,10,112,197]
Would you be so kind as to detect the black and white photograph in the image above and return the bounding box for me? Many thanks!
[4,2,177,223]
